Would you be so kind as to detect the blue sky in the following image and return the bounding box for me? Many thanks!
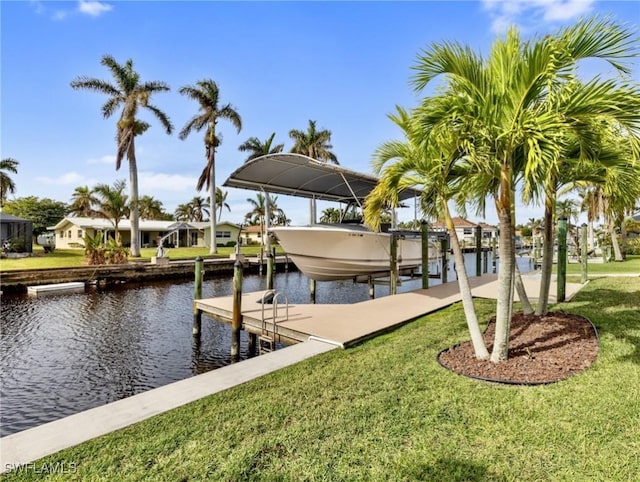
[2,0,638,226]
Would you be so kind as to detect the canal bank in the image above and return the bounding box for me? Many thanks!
[0,256,294,294]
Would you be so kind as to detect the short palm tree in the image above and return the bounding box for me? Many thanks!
[69,185,98,217]
[187,196,210,222]
[364,106,489,360]
[411,16,640,362]
[70,55,173,257]
[239,132,284,162]
[93,180,129,242]
[179,79,241,254]
[0,158,19,208]
[174,203,195,222]
[245,193,284,245]
[137,195,165,220]
[289,120,338,164]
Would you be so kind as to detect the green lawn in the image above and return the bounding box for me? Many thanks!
[0,245,284,271]
[563,254,640,275]
[2,276,638,481]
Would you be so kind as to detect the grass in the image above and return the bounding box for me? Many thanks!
[0,245,284,271]
[563,254,640,275]
[2,276,638,481]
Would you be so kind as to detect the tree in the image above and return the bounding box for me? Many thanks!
[71,54,173,257]
[137,195,165,220]
[289,120,338,164]
[215,188,230,220]
[363,106,490,360]
[245,193,284,244]
[69,186,98,217]
[411,16,640,361]
[92,180,129,242]
[179,79,241,254]
[0,158,19,208]
[189,196,210,222]
[174,203,195,222]
[238,132,284,162]
[320,207,342,223]
[2,196,68,236]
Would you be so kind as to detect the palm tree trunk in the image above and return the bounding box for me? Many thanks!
[444,204,489,360]
[491,200,515,363]
[535,196,555,316]
[209,150,217,255]
[128,141,141,257]
[609,219,623,261]
[514,263,533,314]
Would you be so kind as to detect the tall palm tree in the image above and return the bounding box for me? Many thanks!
[69,185,98,217]
[214,187,230,220]
[238,132,284,162]
[364,106,490,360]
[411,16,640,362]
[0,158,19,208]
[137,195,165,220]
[289,120,338,164]
[93,180,129,242]
[70,55,173,257]
[179,79,241,254]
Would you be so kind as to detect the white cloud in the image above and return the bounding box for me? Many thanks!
[138,172,199,193]
[481,0,596,34]
[77,0,113,17]
[36,171,96,186]
[86,155,116,165]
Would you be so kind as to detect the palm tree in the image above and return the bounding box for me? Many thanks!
[69,185,98,217]
[411,16,640,362]
[363,106,490,360]
[320,207,342,223]
[174,203,195,222]
[244,193,284,245]
[187,196,210,222]
[179,79,242,254]
[137,195,165,220]
[214,188,230,220]
[92,180,129,242]
[70,55,173,257]
[238,132,284,162]
[289,120,338,164]
[0,158,19,208]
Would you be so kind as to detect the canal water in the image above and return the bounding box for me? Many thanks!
[0,254,534,436]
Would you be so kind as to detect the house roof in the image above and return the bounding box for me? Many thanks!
[431,217,480,229]
[49,217,240,231]
[0,213,32,223]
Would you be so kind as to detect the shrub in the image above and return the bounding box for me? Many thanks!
[626,237,640,255]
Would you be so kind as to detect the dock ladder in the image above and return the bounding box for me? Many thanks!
[258,290,289,355]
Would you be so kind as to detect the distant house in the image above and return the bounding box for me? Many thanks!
[430,217,498,246]
[0,213,33,253]
[241,225,264,245]
[48,217,241,249]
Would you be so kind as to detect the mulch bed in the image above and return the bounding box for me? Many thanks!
[438,311,599,385]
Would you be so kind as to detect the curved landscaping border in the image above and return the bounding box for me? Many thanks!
[436,312,600,386]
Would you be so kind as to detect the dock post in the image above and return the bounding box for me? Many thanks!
[193,256,203,337]
[492,236,497,273]
[581,224,588,284]
[309,279,316,304]
[421,221,429,289]
[231,260,243,363]
[440,238,448,284]
[483,249,488,274]
[259,247,264,276]
[248,333,257,356]
[390,233,398,295]
[284,253,289,272]
[266,248,274,290]
[368,276,375,299]
[557,217,567,302]
[475,226,482,277]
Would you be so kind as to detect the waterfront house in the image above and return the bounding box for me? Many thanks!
[0,213,33,254]
[48,217,241,249]
[430,217,498,247]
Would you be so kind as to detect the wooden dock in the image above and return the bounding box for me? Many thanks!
[194,273,585,348]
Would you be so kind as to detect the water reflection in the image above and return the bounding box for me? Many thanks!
[0,254,533,436]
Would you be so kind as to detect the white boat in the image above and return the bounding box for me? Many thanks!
[224,153,440,281]
[270,224,438,281]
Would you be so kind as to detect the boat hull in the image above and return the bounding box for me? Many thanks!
[269,226,438,281]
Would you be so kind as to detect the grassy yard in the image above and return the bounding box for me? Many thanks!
[0,245,284,271]
[2,276,638,481]
[563,254,640,275]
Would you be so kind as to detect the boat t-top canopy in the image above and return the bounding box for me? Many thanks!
[223,153,422,203]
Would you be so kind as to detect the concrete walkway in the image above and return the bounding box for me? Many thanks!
[0,272,586,472]
[0,340,336,473]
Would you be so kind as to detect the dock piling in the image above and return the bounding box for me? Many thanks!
[231,260,243,363]
[309,279,316,304]
[193,257,203,337]
[557,217,567,302]
[390,233,398,295]
[475,226,482,277]
[581,224,588,284]
[421,221,429,289]
[440,238,448,284]
[266,248,274,290]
